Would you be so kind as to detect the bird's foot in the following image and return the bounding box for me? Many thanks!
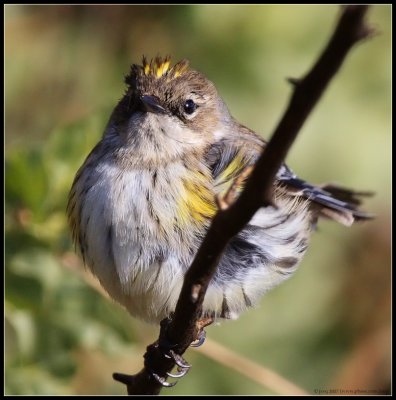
[147,315,214,387]
[146,316,191,387]
[190,316,214,348]
[190,328,206,347]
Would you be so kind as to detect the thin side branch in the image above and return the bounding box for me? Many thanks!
[114,5,373,395]
[197,338,308,395]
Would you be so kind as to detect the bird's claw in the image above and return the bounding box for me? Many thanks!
[146,317,193,387]
[167,349,191,369]
[148,348,191,387]
[150,370,177,387]
[190,328,206,348]
[166,367,189,378]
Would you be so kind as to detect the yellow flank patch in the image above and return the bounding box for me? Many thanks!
[178,177,217,226]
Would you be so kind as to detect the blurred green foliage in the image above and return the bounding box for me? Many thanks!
[5,5,391,395]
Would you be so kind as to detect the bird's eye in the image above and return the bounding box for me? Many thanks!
[183,99,197,115]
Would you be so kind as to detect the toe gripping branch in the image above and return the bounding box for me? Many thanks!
[113,316,210,391]
[145,316,191,388]
[146,316,208,387]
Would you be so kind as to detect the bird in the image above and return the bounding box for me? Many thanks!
[67,55,372,330]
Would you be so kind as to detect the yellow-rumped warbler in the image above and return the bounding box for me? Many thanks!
[67,56,371,325]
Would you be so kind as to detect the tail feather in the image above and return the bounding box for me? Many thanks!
[278,177,374,226]
[320,184,374,207]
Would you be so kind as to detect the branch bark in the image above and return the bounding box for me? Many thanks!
[113,5,373,395]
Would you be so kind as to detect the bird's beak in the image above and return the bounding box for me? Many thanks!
[140,95,167,114]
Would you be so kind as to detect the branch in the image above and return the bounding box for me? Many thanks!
[197,338,308,395]
[113,5,373,395]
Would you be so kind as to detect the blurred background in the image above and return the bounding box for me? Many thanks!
[5,5,391,395]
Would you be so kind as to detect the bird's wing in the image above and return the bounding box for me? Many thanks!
[205,137,259,197]
[205,129,373,226]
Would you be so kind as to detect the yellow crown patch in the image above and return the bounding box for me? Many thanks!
[125,56,191,90]
[141,56,190,79]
